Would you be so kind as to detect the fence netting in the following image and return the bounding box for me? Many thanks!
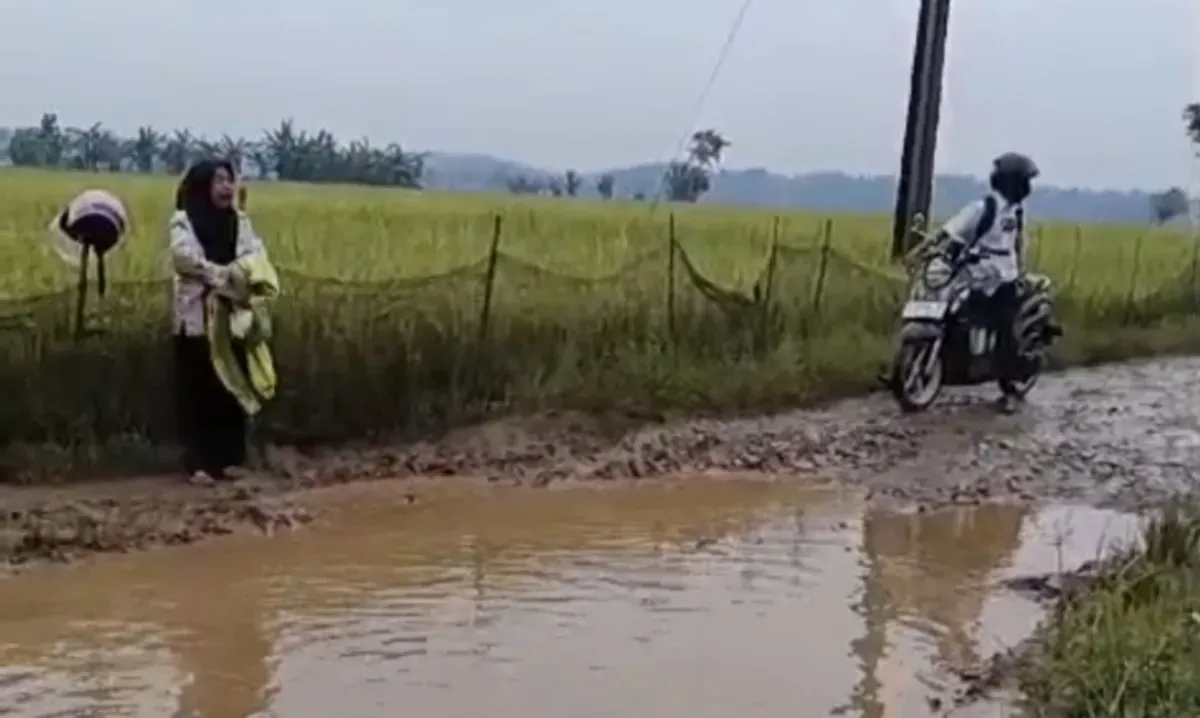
[0,216,1198,450]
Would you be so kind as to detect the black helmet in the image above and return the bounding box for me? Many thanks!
[991,152,1039,180]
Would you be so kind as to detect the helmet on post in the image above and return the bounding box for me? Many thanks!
[46,189,129,298]
[47,190,128,265]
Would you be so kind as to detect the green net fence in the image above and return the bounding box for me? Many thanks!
[1,215,1198,450]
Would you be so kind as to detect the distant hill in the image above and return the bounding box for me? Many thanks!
[421,152,548,193]
[419,152,1160,225]
[0,124,1167,223]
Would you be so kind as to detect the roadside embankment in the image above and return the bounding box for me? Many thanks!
[7,347,1200,569]
[1014,504,1200,715]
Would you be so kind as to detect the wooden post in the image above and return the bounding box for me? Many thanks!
[666,214,678,344]
[73,244,91,341]
[891,0,953,258]
[473,215,503,390]
[811,219,834,321]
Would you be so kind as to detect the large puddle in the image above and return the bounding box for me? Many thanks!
[0,480,1141,718]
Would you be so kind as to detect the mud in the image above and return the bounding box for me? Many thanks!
[2,355,1196,566]
[0,480,310,567]
[0,488,1142,718]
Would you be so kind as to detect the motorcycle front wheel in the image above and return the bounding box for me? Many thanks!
[890,340,944,413]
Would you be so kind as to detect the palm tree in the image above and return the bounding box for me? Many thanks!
[6,127,46,166]
[687,129,730,167]
[161,129,196,174]
[664,161,709,202]
[65,122,110,171]
[216,134,249,175]
[383,144,424,189]
[8,110,428,189]
[307,129,341,182]
[564,170,581,197]
[246,141,274,180]
[127,126,162,173]
[596,174,615,199]
[341,137,377,184]
[194,133,249,175]
[661,129,730,203]
[97,128,123,172]
[37,113,66,167]
[262,119,301,180]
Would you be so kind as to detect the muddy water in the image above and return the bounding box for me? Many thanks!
[0,481,1140,718]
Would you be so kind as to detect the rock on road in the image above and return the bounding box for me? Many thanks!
[552,356,1200,510]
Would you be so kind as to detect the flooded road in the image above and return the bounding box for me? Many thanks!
[0,481,1141,718]
[4,356,1198,567]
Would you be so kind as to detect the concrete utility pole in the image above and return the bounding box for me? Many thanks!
[891,0,953,258]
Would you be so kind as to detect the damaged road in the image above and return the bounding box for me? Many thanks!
[3,355,1199,566]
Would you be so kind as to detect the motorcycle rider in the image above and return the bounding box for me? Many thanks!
[938,152,1040,413]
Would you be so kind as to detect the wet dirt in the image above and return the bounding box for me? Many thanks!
[0,481,1142,718]
[1,355,1195,566]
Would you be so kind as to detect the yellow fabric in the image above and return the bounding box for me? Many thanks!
[205,254,280,415]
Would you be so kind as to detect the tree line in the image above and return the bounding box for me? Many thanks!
[2,113,733,204]
[1147,104,1200,225]
[16,104,1189,218]
[5,113,426,189]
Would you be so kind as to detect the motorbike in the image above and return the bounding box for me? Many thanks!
[888,237,1062,413]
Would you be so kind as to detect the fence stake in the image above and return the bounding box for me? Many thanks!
[1123,234,1143,325]
[1065,226,1083,297]
[72,244,91,341]
[1189,225,1200,308]
[810,219,834,326]
[474,215,503,387]
[666,213,677,345]
[1030,225,1044,270]
[756,217,781,356]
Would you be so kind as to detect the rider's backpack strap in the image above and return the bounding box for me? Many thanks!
[973,195,998,243]
[1013,205,1025,262]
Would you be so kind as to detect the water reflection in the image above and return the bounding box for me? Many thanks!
[848,505,1028,717]
[0,481,1140,718]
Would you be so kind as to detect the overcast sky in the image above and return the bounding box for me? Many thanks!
[0,0,1195,190]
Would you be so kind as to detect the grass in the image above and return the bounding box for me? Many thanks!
[1019,504,1200,717]
[0,166,1198,478]
[1,168,1191,289]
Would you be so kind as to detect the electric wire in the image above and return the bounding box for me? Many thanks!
[648,0,755,212]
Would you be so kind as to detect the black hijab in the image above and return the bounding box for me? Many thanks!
[176,159,239,265]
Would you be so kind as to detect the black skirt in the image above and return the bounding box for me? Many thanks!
[173,334,248,476]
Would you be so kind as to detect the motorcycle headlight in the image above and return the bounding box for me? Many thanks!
[923,257,953,289]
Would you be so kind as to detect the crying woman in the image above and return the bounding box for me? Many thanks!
[168,159,270,485]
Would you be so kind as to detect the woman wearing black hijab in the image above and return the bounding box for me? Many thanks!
[169,159,267,484]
